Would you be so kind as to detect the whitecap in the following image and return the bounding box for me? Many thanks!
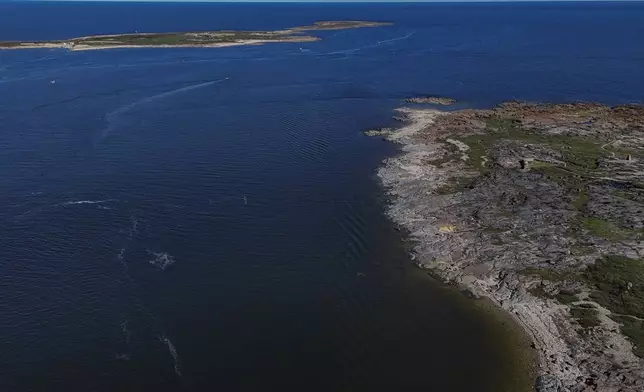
[148,251,175,271]
[129,216,140,235]
[61,199,115,206]
[115,353,130,361]
[159,334,181,376]
[121,320,132,344]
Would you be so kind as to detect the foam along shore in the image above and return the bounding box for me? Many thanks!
[0,21,390,51]
[372,103,644,392]
[405,96,456,105]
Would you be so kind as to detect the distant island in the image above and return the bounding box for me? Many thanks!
[0,21,390,51]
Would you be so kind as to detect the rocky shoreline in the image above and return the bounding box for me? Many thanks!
[405,96,456,105]
[371,102,644,392]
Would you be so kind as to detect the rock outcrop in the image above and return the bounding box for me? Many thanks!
[374,102,644,391]
[405,96,456,105]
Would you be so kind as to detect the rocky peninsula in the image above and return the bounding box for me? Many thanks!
[0,21,389,51]
[372,102,644,392]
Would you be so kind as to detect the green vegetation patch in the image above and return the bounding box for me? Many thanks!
[486,117,522,133]
[614,189,642,202]
[427,142,461,167]
[77,36,189,46]
[427,154,460,167]
[578,217,644,241]
[530,164,586,188]
[455,117,522,172]
[610,315,644,358]
[526,281,580,305]
[572,188,589,210]
[586,255,644,319]
[460,134,497,172]
[510,132,604,171]
[570,244,595,256]
[521,268,584,304]
[556,291,580,304]
[486,115,631,170]
[528,285,550,300]
[520,267,575,283]
[570,307,601,329]
[434,176,473,195]
[581,217,626,241]
[74,31,281,47]
[458,116,618,178]
[529,160,555,169]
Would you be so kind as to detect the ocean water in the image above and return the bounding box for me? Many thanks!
[0,2,642,391]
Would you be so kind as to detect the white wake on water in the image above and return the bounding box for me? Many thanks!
[321,30,416,56]
[114,320,133,361]
[61,199,116,206]
[377,31,416,45]
[159,334,182,376]
[112,214,183,375]
[98,78,228,141]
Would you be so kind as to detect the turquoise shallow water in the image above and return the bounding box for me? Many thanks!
[1,2,642,391]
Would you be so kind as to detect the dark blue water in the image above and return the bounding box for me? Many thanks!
[1,2,642,391]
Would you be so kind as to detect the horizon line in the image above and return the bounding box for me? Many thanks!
[7,0,644,3]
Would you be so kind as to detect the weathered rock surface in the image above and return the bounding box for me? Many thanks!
[535,374,570,392]
[405,96,456,105]
[373,103,644,391]
[362,127,393,137]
